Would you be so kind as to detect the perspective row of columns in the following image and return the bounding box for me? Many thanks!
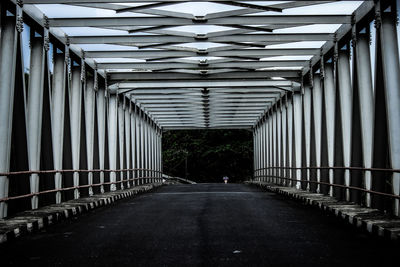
[254,1,400,216]
[0,4,163,218]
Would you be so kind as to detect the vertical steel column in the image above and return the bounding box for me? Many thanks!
[152,123,157,182]
[256,124,261,181]
[157,125,160,181]
[258,123,262,181]
[313,75,323,193]
[124,98,131,188]
[276,104,281,185]
[323,62,336,196]
[262,118,267,182]
[284,95,290,186]
[144,115,149,183]
[118,96,125,189]
[149,120,153,182]
[136,106,141,185]
[51,52,66,202]
[159,128,162,180]
[268,111,273,183]
[379,4,400,215]
[263,116,267,182]
[281,98,287,186]
[286,94,293,187]
[309,72,317,193]
[27,34,45,208]
[0,14,17,217]
[85,76,95,196]
[292,92,302,189]
[130,101,137,186]
[108,92,118,191]
[301,84,312,190]
[353,27,374,206]
[97,87,106,193]
[337,46,353,200]
[252,128,256,180]
[70,67,82,198]
[149,118,153,182]
[140,109,145,184]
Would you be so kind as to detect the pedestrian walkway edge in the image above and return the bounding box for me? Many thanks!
[245,181,400,241]
[0,183,163,244]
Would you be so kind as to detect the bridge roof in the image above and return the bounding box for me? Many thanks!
[19,0,372,130]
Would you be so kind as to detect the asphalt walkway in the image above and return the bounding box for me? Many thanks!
[0,184,398,266]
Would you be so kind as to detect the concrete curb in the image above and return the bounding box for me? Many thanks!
[246,181,400,241]
[0,183,163,244]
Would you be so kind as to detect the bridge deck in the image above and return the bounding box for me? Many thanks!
[0,184,398,266]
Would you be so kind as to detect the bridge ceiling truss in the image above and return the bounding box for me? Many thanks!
[3,0,375,130]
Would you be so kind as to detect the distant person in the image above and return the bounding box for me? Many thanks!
[223,176,229,184]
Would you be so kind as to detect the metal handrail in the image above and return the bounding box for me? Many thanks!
[0,168,162,203]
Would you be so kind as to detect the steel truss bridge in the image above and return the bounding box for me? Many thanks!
[0,0,400,222]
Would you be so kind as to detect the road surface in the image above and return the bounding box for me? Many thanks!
[0,183,398,266]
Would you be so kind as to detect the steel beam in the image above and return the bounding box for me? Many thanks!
[47,15,351,27]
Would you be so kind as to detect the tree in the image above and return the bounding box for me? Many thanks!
[162,129,253,183]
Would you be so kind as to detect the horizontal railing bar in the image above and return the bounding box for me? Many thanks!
[0,175,161,202]
[0,168,162,176]
[253,174,400,200]
[254,166,400,173]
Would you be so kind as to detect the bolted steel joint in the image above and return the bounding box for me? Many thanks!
[43,15,50,29]
[16,15,24,33]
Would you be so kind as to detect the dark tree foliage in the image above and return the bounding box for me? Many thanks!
[162,130,253,183]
